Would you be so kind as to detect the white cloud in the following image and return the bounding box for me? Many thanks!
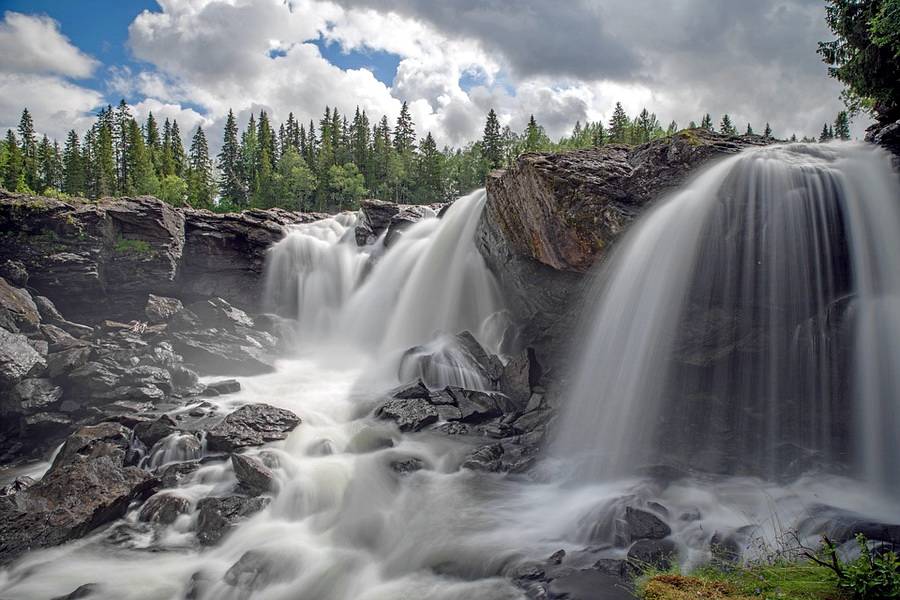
[0,11,98,78]
[0,73,102,141]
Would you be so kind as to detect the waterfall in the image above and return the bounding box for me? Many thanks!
[554,142,900,489]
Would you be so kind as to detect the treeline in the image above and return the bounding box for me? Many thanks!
[1,102,852,212]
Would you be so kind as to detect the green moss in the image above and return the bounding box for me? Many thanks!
[113,237,154,256]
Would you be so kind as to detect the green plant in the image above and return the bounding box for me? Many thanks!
[815,535,900,599]
[113,237,153,255]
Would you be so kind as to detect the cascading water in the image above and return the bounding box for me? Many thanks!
[553,142,900,490]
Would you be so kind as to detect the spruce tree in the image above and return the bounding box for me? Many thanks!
[160,119,175,176]
[482,109,503,169]
[170,120,186,177]
[94,115,117,197]
[719,114,736,135]
[608,103,630,143]
[114,100,132,193]
[833,111,851,140]
[416,132,444,202]
[187,125,214,208]
[591,121,606,146]
[240,114,260,201]
[124,118,159,195]
[666,120,678,136]
[745,123,754,135]
[393,101,416,154]
[63,130,84,196]
[145,111,161,175]
[218,109,243,206]
[17,108,37,190]
[700,114,714,131]
[764,123,773,139]
[3,130,23,191]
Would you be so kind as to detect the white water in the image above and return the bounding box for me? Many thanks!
[3,151,900,599]
[554,142,900,489]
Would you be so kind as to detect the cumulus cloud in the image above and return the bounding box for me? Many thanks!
[0,73,103,141]
[0,11,98,78]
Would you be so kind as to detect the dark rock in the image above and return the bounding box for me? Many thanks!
[51,422,132,469]
[169,329,274,376]
[202,379,241,396]
[145,293,184,324]
[375,397,439,432]
[0,327,45,386]
[139,492,191,524]
[67,362,120,396]
[0,260,28,287]
[709,531,743,564]
[134,414,179,448]
[623,506,671,541]
[447,387,504,423]
[0,475,35,496]
[185,297,254,330]
[355,199,400,245]
[390,378,431,400]
[205,403,301,452]
[158,460,201,488]
[51,584,101,600]
[384,205,434,246]
[223,549,300,591]
[4,377,63,412]
[389,456,426,475]
[195,495,270,546]
[626,539,677,572]
[398,331,504,389]
[231,453,276,495]
[548,569,634,600]
[40,323,86,352]
[46,346,91,378]
[499,348,542,411]
[0,277,40,333]
[461,443,504,471]
[33,294,64,321]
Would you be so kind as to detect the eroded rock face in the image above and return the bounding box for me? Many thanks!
[477,130,770,368]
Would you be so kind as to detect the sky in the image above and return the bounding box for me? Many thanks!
[0,0,869,152]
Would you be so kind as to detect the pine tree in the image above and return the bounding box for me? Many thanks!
[160,119,175,176]
[145,111,161,175]
[170,120,186,177]
[37,135,62,192]
[350,107,371,183]
[3,130,23,191]
[833,111,851,140]
[187,126,214,208]
[764,123,773,139]
[591,121,606,146]
[393,101,416,154]
[524,115,547,151]
[608,103,630,143]
[635,108,654,144]
[62,130,84,196]
[666,120,678,136]
[745,123,754,136]
[17,108,37,190]
[482,109,503,169]
[94,112,117,197]
[820,123,833,142]
[700,114,714,131]
[719,114,736,135]
[218,110,243,207]
[416,132,444,202]
[240,114,260,201]
[114,99,132,193]
[124,118,158,195]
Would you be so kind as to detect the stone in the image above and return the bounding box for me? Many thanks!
[500,348,543,411]
[67,362,120,395]
[0,260,28,287]
[626,539,677,572]
[0,277,40,332]
[145,294,184,324]
[139,492,191,524]
[185,297,255,330]
[46,347,91,378]
[51,422,132,470]
[195,495,270,546]
[389,456,426,475]
[0,327,45,386]
[355,199,400,245]
[33,294,64,322]
[623,506,671,541]
[158,460,201,488]
[398,331,504,389]
[223,549,300,591]
[231,453,276,495]
[51,584,101,600]
[447,388,503,423]
[6,377,63,412]
[0,475,35,496]
[384,205,434,246]
[40,323,86,352]
[205,403,301,452]
[169,330,274,376]
[389,378,431,400]
[202,378,241,396]
[134,414,179,448]
[375,397,439,432]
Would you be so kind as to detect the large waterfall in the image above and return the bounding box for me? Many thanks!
[553,142,900,490]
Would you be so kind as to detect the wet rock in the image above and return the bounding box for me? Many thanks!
[231,453,276,495]
[51,584,101,600]
[134,414,179,448]
[346,426,395,453]
[389,456,426,475]
[623,506,671,541]
[67,362,120,396]
[499,348,542,411]
[375,397,439,432]
[709,531,742,564]
[4,377,63,412]
[355,199,400,245]
[626,538,677,572]
[139,492,191,524]
[511,408,551,434]
[46,346,92,378]
[158,460,201,488]
[0,475,35,496]
[224,549,300,591]
[389,378,431,400]
[145,294,184,324]
[205,403,301,452]
[0,277,40,332]
[548,569,634,600]
[398,331,503,389]
[0,327,45,386]
[384,205,434,246]
[195,495,270,546]
[185,297,254,330]
[202,379,241,396]
[461,443,504,471]
[51,422,132,469]
[0,260,28,287]
[169,330,274,376]
[40,323,86,352]
[447,387,505,423]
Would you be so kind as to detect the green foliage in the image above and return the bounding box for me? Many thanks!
[158,174,188,206]
[823,535,900,599]
[819,0,900,119]
[113,237,153,255]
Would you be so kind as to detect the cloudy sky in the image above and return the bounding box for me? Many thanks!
[0,0,867,151]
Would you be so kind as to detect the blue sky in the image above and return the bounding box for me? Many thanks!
[0,0,862,148]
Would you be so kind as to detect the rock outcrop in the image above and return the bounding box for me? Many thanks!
[477,129,771,368]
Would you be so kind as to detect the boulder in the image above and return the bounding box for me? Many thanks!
[626,539,677,572]
[355,199,400,245]
[46,347,91,378]
[500,348,542,411]
[145,294,184,324]
[40,323,86,352]
[0,327,45,386]
[195,495,270,546]
[398,331,503,389]
[0,259,28,287]
[184,298,254,330]
[375,397,439,432]
[622,507,671,541]
[224,549,300,591]
[231,453,277,495]
[134,414,179,448]
[0,475,35,496]
[139,492,191,524]
[51,584,101,600]
[384,205,434,246]
[0,277,40,332]
[51,422,132,469]
[202,379,241,396]
[169,329,274,376]
[4,377,63,413]
[205,404,301,452]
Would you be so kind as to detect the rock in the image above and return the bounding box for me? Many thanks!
[447,388,505,423]
[134,414,179,448]
[398,331,504,389]
[139,492,191,524]
[0,277,40,332]
[169,329,274,376]
[5,377,63,412]
[145,294,184,324]
[202,378,241,396]
[51,422,132,469]
[389,378,431,400]
[0,327,45,386]
[461,443,504,471]
[0,475,35,496]
[224,549,300,591]
[547,569,634,600]
[231,453,276,495]
[46,346,91,378]
[67,362,120,395]
[511,408,551,434]
[158,460,201,488]
[184,297,254,330]
[33,294,64,322]
[0,260,28,287]
[51,584,101,600]
[626,539,677,572]
[384,205,434,246]
[205,403,301,452]
[375,397,439,432]
[40,323,86,352]
[389,456,426,475]
[195,495,270,546]
[709,531,743,564]
[500,348,543,411]
[623,506,671,541]
[346,426,395,453]
[355,199,400,245]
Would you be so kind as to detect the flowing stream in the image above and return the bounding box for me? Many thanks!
[2,148,900,599]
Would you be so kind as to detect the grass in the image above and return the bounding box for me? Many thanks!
[113,237,154,255]
[639,562,846,600]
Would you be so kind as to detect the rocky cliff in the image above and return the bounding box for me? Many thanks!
[476,129,772,368]
[0,192,325,323]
